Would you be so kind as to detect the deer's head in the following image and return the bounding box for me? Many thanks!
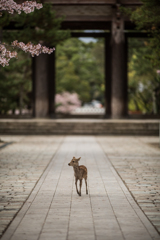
[68,157,81,167]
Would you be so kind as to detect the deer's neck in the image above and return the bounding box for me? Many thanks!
[73,165,80,175]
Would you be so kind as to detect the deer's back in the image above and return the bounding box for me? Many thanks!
[79,165,87,178]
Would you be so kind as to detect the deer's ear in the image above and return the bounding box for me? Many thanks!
[77,157,81,161]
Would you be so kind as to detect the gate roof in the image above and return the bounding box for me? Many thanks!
[44,0,142,30]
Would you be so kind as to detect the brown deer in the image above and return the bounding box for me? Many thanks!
[68,157,88,196]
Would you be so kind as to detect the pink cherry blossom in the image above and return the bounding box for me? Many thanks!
[11,41,55,56]
[0,0,55,67]
[0,0,42,15]
[0,41,55,67]
[55,92,81,114]
[0,44,17,66]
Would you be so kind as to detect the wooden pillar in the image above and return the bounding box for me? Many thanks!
[48,50,56,118]
[111,17,128,118]
[32,52,55,118]
[124,35,128,116]
[104,34,112,117]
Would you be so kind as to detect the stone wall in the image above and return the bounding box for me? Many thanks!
[0,119,159,135]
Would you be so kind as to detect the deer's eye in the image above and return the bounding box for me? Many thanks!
[73,161,74,163]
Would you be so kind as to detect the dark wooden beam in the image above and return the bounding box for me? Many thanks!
[45,0,117,4]
[5,21,146,32]
[45,0,142,5]
[60,16,113,22]
[61,21,111,30]
[60,19,143,30]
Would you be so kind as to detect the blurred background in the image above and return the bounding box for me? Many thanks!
[1,36,159,117]
[0,1,160,118]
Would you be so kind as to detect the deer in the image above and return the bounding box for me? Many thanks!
[68,157,88,196]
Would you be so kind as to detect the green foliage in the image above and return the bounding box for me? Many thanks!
[122,0,160,114]
[3,4,70,46]
[56,38,105,104]
[0,3,70,115]
[128,38,160,114]
[122,0,160,66]
[0,51,32,114]
[130,0,160,30]
[0,4,70,114]
[0,12,10,29]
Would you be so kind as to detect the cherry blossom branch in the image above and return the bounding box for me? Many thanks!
[12,41,55,56]
[0,41,55,67]
[0,1,56,67]
[0,0,42,15]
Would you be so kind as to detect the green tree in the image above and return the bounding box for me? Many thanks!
[3,4,70,46]
[123,0,160,66]
[128,38,160,114]
[122,1,160,114]
[0,4,70,115]
[56,38,105,104]
[0,51,31,114]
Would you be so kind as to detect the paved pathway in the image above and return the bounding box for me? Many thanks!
[0,136,63,238]
[1,136,160,240]
[97,136,160,234]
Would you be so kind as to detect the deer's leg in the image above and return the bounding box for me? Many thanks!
[75,178,79,195]
[85,177,88,194]
[79,179,82,196]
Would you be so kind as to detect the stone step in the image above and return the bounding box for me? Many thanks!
[0,119,159,135]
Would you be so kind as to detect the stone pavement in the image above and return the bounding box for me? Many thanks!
[0,136,63,238]
[0,136,160,240]
[97,136,160,234]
